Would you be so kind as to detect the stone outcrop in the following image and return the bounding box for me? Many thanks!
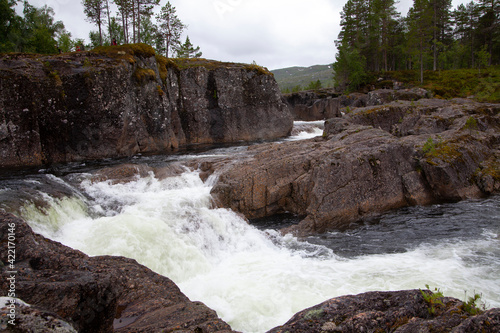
[268,290,500,333]
[211,98,500,235]
[283,89,341,120]
[282,88,431,121]
[0,212,235,332]
[0,45,292,168]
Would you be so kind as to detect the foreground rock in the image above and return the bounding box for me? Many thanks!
[0,45,292,168]
[212,98,500,235]
[268,290,500,333]
[0,212,234,332]
[0,298,77,332]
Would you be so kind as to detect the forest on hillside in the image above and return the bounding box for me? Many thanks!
[334,0,499,91]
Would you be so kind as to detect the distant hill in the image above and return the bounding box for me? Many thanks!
[271,64,334,92]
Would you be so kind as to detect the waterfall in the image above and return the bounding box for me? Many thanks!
[9,169,499,333]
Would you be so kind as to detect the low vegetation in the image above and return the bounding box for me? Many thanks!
[420,285,485,316]
[381,67,500,103]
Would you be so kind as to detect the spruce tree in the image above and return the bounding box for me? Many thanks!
[175,36,202,58]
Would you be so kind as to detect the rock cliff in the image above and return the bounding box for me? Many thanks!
[211,98,500,235]
[0,45,292,168]
[282,89,341,120]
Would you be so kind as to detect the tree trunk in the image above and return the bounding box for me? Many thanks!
[106,0,111,44]
[132,0,136,43]
[420,36,424,84]
[98,14,103,46]
[121,13,127,43]
[137,1,141,43]
[433,1,437,71]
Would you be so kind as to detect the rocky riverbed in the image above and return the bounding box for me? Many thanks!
[212,97,500,235]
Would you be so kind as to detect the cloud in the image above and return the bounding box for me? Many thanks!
[21,0,469,70]
[175,0,341,69]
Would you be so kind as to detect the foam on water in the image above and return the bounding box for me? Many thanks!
[285,121,324,141]
[17,171,500,333]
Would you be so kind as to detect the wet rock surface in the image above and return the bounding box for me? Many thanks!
[267,290,500,333]
[212,98,500,235]
[0,212,235,332]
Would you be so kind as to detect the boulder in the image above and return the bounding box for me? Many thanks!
[267,290,500,333]
[0,212,234,332]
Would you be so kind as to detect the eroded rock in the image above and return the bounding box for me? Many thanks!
[212,99,500,235]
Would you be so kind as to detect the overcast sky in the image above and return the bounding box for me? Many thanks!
[24,0,466,70]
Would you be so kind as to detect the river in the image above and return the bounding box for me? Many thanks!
[0,121,498,333]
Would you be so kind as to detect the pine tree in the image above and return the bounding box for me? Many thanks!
[156,1,185,57]
[333,44,368,91]
[453,1,480,67]
[82,0,106,46]
[135,0,159,43]
[114,0,133,44]
[372,0,400,71]
[139,15,158,47]
[407,0,434,83]
[429,0,452,70]
[476,0,499,65]
[175,36,202,58]
[337,0,369,50]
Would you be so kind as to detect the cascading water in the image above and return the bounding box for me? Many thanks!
[0,120,499,333]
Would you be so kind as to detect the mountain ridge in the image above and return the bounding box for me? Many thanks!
[271,64,334,92]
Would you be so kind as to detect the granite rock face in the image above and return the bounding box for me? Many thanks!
[0,46,292,168]
[0,212,235,332]
[212,98,500,235]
